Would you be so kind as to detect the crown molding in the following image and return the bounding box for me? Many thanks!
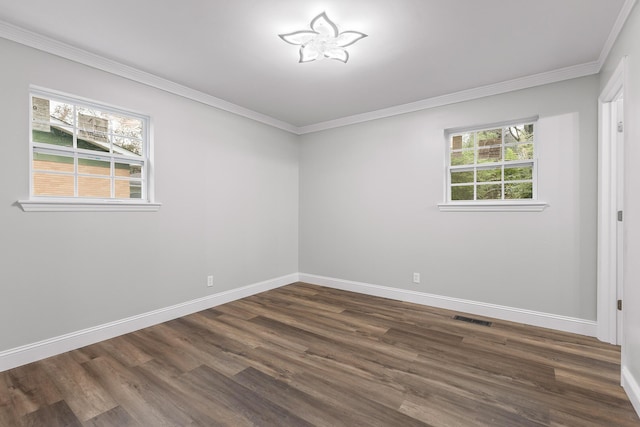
[597,0,637,70]
[0,14,624,136]
[0,20,298,134]
[297,61,600,134]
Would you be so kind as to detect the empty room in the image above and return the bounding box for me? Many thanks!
[1,1,640,426]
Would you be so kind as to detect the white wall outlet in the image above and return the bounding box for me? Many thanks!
[413,273,420,284]
[207,275,214,287]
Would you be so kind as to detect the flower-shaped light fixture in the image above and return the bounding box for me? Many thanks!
[279,12,367,63]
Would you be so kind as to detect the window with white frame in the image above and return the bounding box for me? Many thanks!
[446,118,537,202]
[27,89,153,207]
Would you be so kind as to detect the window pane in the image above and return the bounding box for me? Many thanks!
[451,170,474,184]
[477,147,502,163]
[113,137,143,156]
[477,129,501,147]
[75,112,110,153]
[477,167,501,182]
[115,179,142,199]
[451,185,474,201]
[504,165,533,181]
[78,158,110,176]
[504,124,534,144]
[451,133,474,150]
[33,152,74,173]
[504,143,534,161]
[115,162,143,179]
[505,182,533,199]
[33,173,74,196]
[76,108,143,138]
[32,96,52,127]
[477,184,502,200]
[109,114,143,140]
[32,126,74,147]
[130,181,142,199]
[78,176,111,198]
[32,97,75,126]
[450,150,474,166]
[51,101,75,125]
[77,112,108,142]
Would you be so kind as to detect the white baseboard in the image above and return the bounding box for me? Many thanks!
[623,366,640,418]
[1,272,599,373]
[0,273,299,372]
[299,273,597,337]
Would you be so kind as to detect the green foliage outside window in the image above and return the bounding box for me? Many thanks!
[449,123,535,201]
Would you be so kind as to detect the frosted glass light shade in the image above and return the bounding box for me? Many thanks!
[279,12,367,63]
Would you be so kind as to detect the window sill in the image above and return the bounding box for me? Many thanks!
[17,200,162,212]
[437,201,548,212]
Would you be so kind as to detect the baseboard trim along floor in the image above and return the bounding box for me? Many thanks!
[0,273,298,372]
[623,365,640,418]
[0,272,599,372]
[299,273,598,337]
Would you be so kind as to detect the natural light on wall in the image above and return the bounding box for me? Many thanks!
[279,12,367,63]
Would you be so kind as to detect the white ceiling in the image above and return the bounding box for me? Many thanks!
[0,0,630,131]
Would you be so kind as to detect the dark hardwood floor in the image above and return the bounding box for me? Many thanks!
[0,282,638,426]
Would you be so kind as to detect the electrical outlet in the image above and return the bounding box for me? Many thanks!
[413,273,420,284]
[207,275,214,287]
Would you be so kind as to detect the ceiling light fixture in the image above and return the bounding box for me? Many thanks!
[279,12,367,63]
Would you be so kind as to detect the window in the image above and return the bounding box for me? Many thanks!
[439,117,546,211]
[20,88,159,212]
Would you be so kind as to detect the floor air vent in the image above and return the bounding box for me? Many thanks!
[453,315,492,327]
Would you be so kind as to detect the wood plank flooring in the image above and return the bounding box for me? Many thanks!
[1,282,638,426]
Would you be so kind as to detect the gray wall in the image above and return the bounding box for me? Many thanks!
[0,38,299,352]
[300,76,599,320]
[0,21,616,358]
[600,0,640,391]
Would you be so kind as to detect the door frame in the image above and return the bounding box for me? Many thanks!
[597,57,627,345]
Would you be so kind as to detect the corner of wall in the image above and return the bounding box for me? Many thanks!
[0,273,299,372]
[299,273,597,337]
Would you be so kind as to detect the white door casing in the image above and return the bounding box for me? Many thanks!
[597,57,627,345]
[616,95,624,346]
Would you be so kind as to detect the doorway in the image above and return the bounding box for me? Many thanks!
[597,57,626,346]
[615,93,624,345]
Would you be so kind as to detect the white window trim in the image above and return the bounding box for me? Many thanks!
[18,86,160,212]
[17,200,162,212]
[437,200,548,212]
[438,115,548,212]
